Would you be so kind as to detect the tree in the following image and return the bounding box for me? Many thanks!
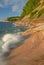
[7,16,21,22]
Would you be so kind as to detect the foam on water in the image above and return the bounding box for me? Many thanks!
[0,32,24,65]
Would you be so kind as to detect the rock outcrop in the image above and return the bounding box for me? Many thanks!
[7,25,44,65]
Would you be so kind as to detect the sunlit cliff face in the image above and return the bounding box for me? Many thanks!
[2,33,24,54]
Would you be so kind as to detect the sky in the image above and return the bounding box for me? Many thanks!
[0,0,27,20]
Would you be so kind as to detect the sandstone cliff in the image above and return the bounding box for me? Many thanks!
[7,25,44,65]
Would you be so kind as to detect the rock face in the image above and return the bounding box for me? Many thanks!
[7,30,44,65]
[15,14,44,27]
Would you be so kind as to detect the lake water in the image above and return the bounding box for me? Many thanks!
[0,22,29,52]
[0,22,29,65]
[0,22,29,36]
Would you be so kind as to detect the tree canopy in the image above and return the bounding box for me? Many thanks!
[7,16,21,22]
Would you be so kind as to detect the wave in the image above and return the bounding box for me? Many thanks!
[1,33,24,53]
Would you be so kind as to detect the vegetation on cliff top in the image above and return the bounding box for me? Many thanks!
[21,0,44,19]
[7,16,21,22]
[7,0,44,21]
[21,0,40,17]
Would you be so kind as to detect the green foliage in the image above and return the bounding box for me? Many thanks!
[21,0,40,18]
[30,10,38,19]
[37,8,44,18]
[29,8,44,19]
[7,16,21,22]
[7,0,44,21]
